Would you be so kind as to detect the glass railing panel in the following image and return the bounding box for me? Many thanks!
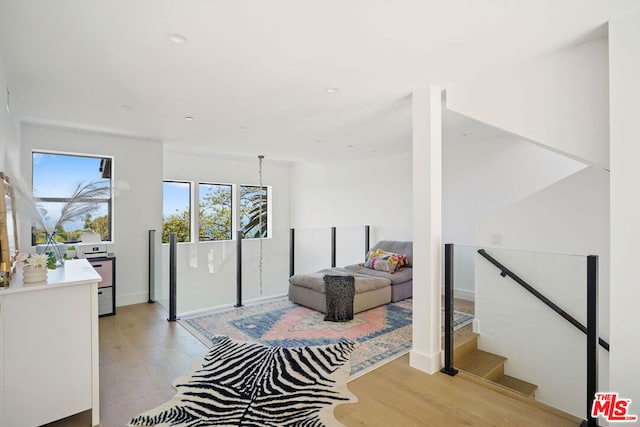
[172,225,294,316]
[173,240,238,315]
[240,232,289,301]
[452,245,590,420]
[168,225,382,317]
[335,226,368,267]
[149,229,168,313]
[293,227,332,275]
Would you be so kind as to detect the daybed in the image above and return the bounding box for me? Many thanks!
[288,240,413,314]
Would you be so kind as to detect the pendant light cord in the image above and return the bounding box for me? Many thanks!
[258,155,264,297]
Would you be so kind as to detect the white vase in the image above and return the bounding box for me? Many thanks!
[23,267,48,284]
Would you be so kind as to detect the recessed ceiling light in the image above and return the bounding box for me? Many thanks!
[168,33,188,44]
[185,116,194,121]
[326,88,339,94]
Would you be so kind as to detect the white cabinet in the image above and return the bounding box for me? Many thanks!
[0,296,4,425]
[90,257,116,316]
[0,259,101,426]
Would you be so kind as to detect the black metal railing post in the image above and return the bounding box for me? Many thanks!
[289,228,295,277]
[331,226,336,268]
[235,231,243,307]
[365,225,370,256]
[148,229,155,303]
[586,255,598,427]
[167,232,177,321]
[441,243,458,376]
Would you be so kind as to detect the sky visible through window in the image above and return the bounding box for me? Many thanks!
[162,181,191,243]
[32,153,111,233]
[163,181,191,217]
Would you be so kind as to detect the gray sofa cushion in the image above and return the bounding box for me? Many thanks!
[289,267,390,294]
[344,265,412,285]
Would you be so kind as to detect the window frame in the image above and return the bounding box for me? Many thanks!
[238,184,272,239]
[198,182,234,242]
[31,150,114,245]
[160,180,273,244]
[162,180,193,244]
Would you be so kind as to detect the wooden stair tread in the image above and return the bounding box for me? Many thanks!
[453,333,479,362]
[443,321,539,401]
[455,350,506,381]
[453,332,478,349]
[495,375,538,397]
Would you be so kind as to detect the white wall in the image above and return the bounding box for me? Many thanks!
[21,123,163,306]
[609,8,640,409]
[290,152,412,274]
[475,167,610,261]
[0,56,21,177]
[442,132,586,300]
[447,37,609,168]
[443,135,585,245]
[162,149,291,313]
[474,167,610,417]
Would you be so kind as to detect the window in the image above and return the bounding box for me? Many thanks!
[199,183,232,241]
[163,181,191,243]
[239,185,269,238]
[32,152,112,244]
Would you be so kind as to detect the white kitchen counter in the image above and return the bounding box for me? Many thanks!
[0,258,101,426]
[2,258,101,294]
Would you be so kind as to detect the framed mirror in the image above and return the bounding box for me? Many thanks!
[0,172,19,272]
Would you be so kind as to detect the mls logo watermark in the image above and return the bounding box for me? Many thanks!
[592,393,638,422]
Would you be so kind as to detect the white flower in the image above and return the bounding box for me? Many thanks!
[25,253,49,269]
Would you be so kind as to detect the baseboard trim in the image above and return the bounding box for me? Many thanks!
[116,292,148,307]
[409,349,443,374]
[454,289,475,301]
[117,292,289,315]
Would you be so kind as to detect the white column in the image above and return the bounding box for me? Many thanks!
[410,86,443,374]
[609,9,640,407]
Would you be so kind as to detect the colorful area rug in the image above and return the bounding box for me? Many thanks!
[179,298,473,379]
[128,336,357,427]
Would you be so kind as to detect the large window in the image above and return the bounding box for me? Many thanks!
[199,183,232,241]
[161,181,270,243]
[32,152,112,244]
[240,185,268,238]
[162,181,191,243]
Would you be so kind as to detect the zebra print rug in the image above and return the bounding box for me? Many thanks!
[128,336,358,427]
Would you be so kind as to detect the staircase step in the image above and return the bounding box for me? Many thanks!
[495,375,538,398]
[455,350,506,382]
[453,333,479,362]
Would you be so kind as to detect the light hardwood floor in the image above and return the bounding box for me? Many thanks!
[46,301,578,427]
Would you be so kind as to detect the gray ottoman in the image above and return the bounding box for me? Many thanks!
[288,267,391,314]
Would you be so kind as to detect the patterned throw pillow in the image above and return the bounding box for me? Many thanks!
[363,249,409,274]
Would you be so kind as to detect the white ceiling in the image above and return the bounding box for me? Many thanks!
[0,0,637,163]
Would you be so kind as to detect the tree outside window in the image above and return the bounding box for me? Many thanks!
[240,185,268,238]
[162,181,191,243]
[199,183,232,241]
